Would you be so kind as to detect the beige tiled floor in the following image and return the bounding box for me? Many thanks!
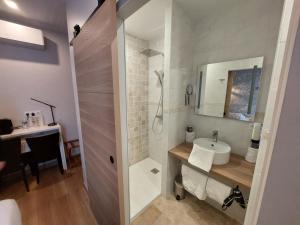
[132,195,241,225]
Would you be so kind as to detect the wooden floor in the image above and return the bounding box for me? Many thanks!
[132,195,241,225]
[1,159,240,225]
[0,160,98,225]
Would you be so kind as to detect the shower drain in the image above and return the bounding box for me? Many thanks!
[150,168,160,174]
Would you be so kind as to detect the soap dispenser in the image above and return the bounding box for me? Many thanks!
[185,126,195,144]
[245,122,262,163]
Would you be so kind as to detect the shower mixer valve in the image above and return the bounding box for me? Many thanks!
[152,70,164,134]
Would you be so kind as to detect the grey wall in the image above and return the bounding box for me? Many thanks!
[0,29,78,140]
[65,0,97,40]
[257,23,300,225]
[189,0,284,156]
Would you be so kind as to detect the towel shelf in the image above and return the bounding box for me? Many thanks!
[169,144,255,189]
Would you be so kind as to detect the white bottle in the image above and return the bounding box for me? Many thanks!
[185,126,195,144]
[31,113,36,127]
[35,111,43,126]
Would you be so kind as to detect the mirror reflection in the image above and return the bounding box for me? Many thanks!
[195,57,264,122]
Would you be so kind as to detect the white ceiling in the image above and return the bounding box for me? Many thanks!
[125,0,167,41]
[175,0,240,21]
[125,0,239,40]
[0,0,67,33]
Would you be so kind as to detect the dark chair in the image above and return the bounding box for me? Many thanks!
[0,138,29,192]
[25,132,63,184]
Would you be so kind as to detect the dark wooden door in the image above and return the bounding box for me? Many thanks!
[73,1,123,224]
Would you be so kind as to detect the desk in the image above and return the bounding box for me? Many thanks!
[0,125,67,170]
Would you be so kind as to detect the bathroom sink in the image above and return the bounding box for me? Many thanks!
[193,138,231,165]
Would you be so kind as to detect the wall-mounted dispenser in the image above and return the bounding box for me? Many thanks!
[245,122,262,163]
[185,84,193,106]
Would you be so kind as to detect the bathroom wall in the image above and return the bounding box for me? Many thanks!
[163,0,284,222]
[162,0,194,196]
[189,0,284,156]
[148,36,165,163]
[125,33,166,165]
[125,34,149,165]
[167,1,194,149]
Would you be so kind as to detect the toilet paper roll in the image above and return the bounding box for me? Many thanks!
[251,123,262,141]
[186,131,195,143]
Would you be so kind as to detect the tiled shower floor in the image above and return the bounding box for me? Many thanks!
[129,157,162,219]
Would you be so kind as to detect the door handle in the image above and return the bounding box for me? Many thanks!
[110,156,114,164]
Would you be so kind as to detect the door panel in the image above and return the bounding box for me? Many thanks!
[76,45,114,93]
[73,1,121,224]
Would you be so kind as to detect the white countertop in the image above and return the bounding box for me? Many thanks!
[0,125,60,140]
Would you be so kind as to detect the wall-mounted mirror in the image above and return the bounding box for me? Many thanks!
[195,57,264,122]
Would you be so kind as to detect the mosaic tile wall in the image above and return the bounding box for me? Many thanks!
[125,34,149,165]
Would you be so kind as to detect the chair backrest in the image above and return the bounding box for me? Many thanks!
[26,132,60,163]
[0,138,22,175]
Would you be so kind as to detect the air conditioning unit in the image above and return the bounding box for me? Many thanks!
[0,19,44,50]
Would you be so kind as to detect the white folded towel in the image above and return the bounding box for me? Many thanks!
[0,199,22,225]
[188,144,215,172]
[181,164,207,200]
[206,178,232,205]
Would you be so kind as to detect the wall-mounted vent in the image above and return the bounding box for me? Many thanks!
[0,20,44,50]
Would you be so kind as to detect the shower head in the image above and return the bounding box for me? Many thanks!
[140,49,164,57]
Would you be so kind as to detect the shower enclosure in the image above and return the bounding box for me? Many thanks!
[124,6,165,218]
[125,34,165,219]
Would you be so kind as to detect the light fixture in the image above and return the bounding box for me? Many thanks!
[4,0,19,10]
[31,98,57,126]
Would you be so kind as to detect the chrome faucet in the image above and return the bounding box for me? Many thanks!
[212,130,219,142]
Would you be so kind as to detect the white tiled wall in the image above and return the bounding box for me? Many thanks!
[162,0,194,198]
[167,1,194,149]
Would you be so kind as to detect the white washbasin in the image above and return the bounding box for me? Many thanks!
[193,138,231,165]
